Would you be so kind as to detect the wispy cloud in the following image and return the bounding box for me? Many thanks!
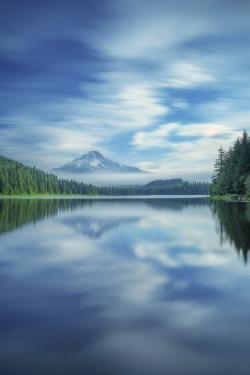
[1,0,250,180]
[134,120,243,179]
[163,62,215,88]
[132,123,178,149]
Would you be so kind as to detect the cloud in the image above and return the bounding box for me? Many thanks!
[87,0,239,59]
[1,0,250,180]
[0,118,105,169]
[132,123,178,149]
[163,62,215,88]
[77,79,168,129]
[176,123,229,137]
[132,122,230,151]
[133,120,244,179]
[116,83,169,125]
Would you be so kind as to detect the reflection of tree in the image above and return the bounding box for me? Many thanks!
[0,198,143,237]
[211,201,250,263]
[145,197,209,211]
[0,197,210,238]
[0,199,97,236]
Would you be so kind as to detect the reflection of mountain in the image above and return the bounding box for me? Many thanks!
[60,216,138,238]
[145,197,209,211]
[211,201,250,263]
[0,197,210,238]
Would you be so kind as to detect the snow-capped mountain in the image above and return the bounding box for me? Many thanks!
[51,151,144,174]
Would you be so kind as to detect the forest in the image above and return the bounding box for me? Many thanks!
[0,155,209,196]
[210,130,250,197]
[143,178,209,195]
[0,155,98,195]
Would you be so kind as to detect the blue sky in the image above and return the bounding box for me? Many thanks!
[1,0,250,181]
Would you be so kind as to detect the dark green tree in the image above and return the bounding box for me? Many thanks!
[210,130,250,196]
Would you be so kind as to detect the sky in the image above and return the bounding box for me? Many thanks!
[1,0,250,182]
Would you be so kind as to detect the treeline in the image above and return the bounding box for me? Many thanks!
[142,178,210,195]
[0,155,98,195]
[97,179,210,195]
[0,154,210,196]
[210,130,250,196]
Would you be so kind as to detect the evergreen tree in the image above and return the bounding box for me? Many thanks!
[246,176,250,196]
[212,146,227,183]
[210,130,250,196]
[0,155,98,196]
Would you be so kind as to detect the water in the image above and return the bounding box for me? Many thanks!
[0,197,250,375]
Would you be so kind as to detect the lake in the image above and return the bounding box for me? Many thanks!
[0,197,250,375]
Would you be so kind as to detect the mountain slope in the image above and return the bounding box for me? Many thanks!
[51,151,144,174]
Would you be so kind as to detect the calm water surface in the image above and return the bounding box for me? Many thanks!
[0,197,250,375]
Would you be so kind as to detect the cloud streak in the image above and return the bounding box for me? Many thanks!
[0,0,250,181]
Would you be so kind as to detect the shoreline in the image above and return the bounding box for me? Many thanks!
[1,194,249,201]
[208,194,250,202]
[0,194,209,200]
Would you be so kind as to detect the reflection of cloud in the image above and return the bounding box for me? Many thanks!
[134,240,229,269]
[135,242,178,267]
[1,197,250,373]
[134,205,234,268]
[179,253,228,267]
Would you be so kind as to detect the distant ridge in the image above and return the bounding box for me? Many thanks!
[51,151,145,174]
[0,153,210,196]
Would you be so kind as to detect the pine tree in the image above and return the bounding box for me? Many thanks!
[210,130,250,196]
[212,146,227,183]
[0,155,98,196]
[246,176,250,196]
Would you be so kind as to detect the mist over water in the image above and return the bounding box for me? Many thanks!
[0,197,250,375]
[50,170,155,185]
[49,170,211,186]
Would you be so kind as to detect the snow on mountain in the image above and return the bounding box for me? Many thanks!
[51,151,144,174]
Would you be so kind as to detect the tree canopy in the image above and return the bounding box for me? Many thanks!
[0,155,97,195]
[210,130,250,196]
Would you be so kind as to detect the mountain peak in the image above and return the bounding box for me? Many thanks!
[84,151,103,158]
[52,150,145,174]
